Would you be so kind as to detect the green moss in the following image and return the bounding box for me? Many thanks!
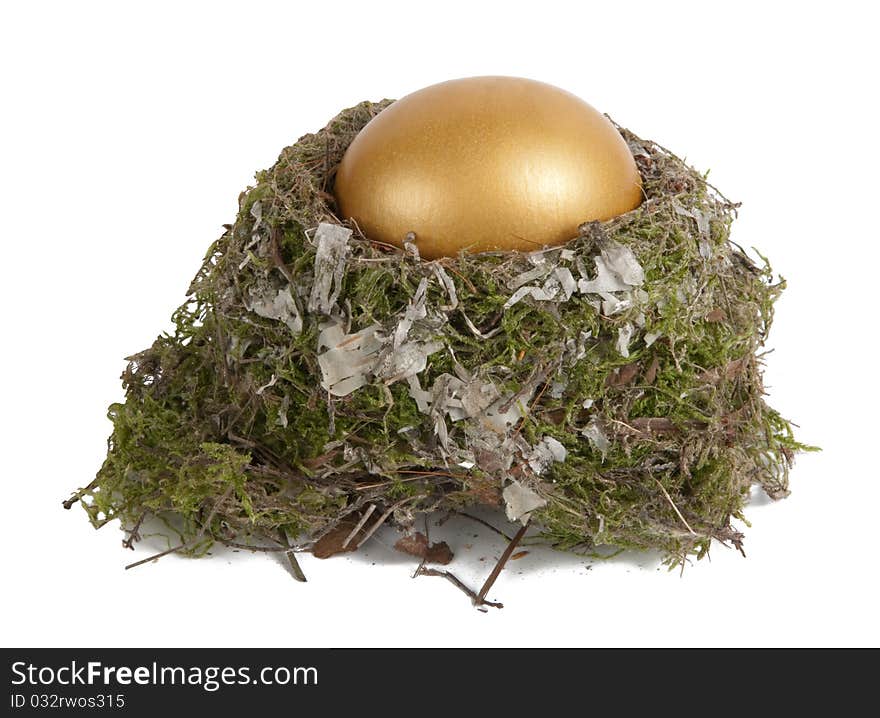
[68,99,813,566]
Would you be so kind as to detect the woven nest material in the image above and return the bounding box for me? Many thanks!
[69,99,806,571]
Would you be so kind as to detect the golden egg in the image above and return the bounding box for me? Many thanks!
[334,76,642,259]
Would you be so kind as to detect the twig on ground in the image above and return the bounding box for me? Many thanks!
[476,519,530,606]
[125,544,186,571]
[415,566,503,610]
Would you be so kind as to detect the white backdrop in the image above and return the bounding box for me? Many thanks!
[1,0,877,647]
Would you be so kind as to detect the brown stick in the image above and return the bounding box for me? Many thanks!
[125,544,185,570]
[476,519,530,606]
[416,567,503,609]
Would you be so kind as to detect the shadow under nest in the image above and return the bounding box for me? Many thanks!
[67,99,809,599]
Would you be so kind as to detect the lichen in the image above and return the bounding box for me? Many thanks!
[68,99,813,569]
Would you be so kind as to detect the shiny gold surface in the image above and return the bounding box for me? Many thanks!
[334,76,642,259]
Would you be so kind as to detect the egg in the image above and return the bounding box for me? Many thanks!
[333,76,642,259]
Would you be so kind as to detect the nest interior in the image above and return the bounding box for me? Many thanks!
[70,100,809,567]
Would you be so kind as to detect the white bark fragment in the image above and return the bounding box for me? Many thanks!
[577,239,645,319]
[393,277,429,350]
[480,391,534,434]
[246,286,303,335]
[578,255,631,294]
[317,322,382,397]
[582,417,611,455]
[375,340,444,384]
[308,223,352,315]
[406,375,433,413]
[617,323,634,358]
[276,395,290,428]
[564,330,593,363]
[601,292,632,315]
[509,264,553,290]
[503,481,547,525]
[673,201,713,259]
[504,267,577,308]
[256,374,278,395]
[600,239,645,286]
[504,286,551,307]
[432,264,459,311]
[527,436,568,474]
[549,381,567,398]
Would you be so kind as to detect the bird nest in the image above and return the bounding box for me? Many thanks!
[67,99,809,594]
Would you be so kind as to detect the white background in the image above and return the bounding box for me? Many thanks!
[1,1,877,647]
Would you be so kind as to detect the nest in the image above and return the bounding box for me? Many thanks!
[69,99,808,579]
